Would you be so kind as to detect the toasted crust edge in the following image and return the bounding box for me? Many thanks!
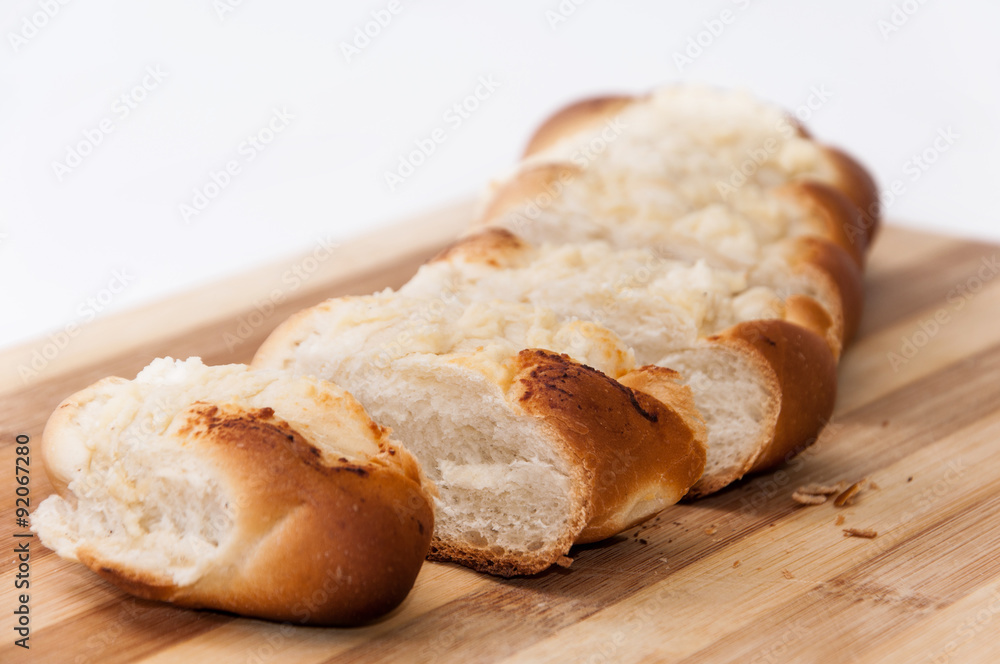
[714,320,838,474]
[431,227,532,268]
[821,145,881,248]
[426,350,706,576]
[523,95,638,158]
[781,236,866,348]
[39,378,435,626]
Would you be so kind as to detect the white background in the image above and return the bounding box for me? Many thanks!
[2,0,997,351]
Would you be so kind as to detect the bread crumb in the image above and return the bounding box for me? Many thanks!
[792,491,828,505]
[868,480,881,491]
[705,525,717,535]
[835,514,845,526]
[834,479,868,507]
[782,569,794,579]
[798,482,846,496]
[793,481,849,505]
[555,555,574,568]
[843,528,877,539]
[733,560,741,568]
[907,476,914,482]
[639,539,648,545]
[881,420,889,427]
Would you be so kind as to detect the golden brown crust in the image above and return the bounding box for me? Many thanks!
[774,181,868,265]
[478,162,582,230]
[251,303,332,372]
[523,95,638,157]
[821,146,881,248]
[431,227,531,268]
[426,350,705,576]
[787,113,813,139]
[781,236,866,348]
[426,536,569,579]
[512,351,704,547]
[783,294,839,359]
[50,394,433,626]
[109,404,431,625]
[714,320,838,474]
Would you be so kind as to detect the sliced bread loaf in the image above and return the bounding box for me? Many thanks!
[402,228,838,497]
[253,296,707,575]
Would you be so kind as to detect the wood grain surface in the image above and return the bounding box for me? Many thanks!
[3,212,1000,664]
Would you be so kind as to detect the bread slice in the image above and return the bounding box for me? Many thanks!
[477,88,877,324]
[515,85,879,255]
[480,165,864,344]
[404,228,838,496]
[407,228,851,359]
[32,357,434,625]
[253,296,707,575]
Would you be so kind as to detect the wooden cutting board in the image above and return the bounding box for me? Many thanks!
[3,207,1000,664]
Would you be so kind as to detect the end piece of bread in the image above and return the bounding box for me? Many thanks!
[32,357,434,625]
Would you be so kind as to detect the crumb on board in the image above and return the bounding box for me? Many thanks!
[638,539,648,545]
[908,476,914,482]
[835,514,845,526]
[555,555,574,568]
[792,481,847,505]
[834,479,868,507]
[733,560,741,568]
[792,490,828,505]
[782,569,794,579]
[705,525,717,536]
[801,482,847,496]
[843,528,878,539]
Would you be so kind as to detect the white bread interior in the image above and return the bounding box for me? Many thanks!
[253,295,705,574]
[402,239,787,365]
[34,358,416,588]
[253,296,627,564]
[495,86,845,266]
[403,238,792,495]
